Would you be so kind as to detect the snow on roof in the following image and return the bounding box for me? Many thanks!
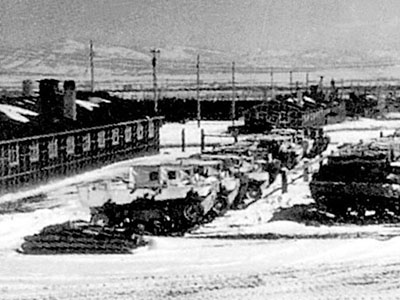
[270,128,297,134]
[23,99,36,104]
[0,104,38,123]
[76,99,100,111]
[179,158,223,166]
[390,161,400,168]
[303,96,316,104]
[88,97,111,104]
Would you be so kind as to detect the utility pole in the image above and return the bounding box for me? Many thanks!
[90,40,94,93]
[377,79,381,101]
[341,78,344,98]
[196,54,201,127]
[270,67,274,100]
[289,70,293,94]
[231,61,236,126]
[369,80,372,94]
[151,49,160,113]
[306,72,309,91]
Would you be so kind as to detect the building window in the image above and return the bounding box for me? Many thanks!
[124,126,132,143]
[48,139,58,159]
[137,123,144,141]
[112,128,120,146]
[82,133,91,152]
[148,121,154,138]
[9,144,19,167]
[149,171,159,181]
[98,130,105,148]
[66,136,75,155]
[167,171,176,180]
[29,142,39,163]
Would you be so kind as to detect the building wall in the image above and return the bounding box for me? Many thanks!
[0,117,163,195]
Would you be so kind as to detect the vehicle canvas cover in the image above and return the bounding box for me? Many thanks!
[132,164,194,189]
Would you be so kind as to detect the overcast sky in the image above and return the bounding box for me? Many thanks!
[1,0,400,53]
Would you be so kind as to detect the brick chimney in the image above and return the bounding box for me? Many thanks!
[63,80,76,121]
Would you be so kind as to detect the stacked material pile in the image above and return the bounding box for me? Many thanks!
[310,140,400,215]
[20,220,146,255]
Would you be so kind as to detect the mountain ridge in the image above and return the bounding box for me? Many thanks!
[1,39,400,77]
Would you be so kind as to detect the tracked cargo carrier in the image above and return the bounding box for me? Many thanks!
[83,159,243,236]
[310,140,400,215]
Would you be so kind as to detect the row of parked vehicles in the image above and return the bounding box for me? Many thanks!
[20,127,330,254]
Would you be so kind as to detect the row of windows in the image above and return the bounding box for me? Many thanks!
[3,121,157,167]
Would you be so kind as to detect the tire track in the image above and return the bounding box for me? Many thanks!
[2,261,400,299]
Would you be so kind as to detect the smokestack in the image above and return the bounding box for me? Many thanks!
[63,80,77,121]
[22,79,33,97]
[329,78,336,101]
[39,79,60,120]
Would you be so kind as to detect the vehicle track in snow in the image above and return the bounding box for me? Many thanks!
[2,260,400,299]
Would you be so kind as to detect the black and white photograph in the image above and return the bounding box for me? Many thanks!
[1,0,400,299]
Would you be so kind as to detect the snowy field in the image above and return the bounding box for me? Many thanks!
[2,118,400,299]
[160,120,243,147]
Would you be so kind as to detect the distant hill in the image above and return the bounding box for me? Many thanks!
[1,39,400,90]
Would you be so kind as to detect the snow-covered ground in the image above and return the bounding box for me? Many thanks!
[1,118,400,299]
[160,120,243,147]
[325,117,400,144]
